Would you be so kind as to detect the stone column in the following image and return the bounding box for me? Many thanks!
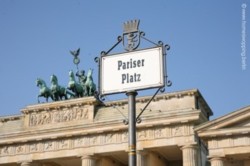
[137,150,148,166]
[81,155,96,166]
[181,144,198,166]
[21,162,32,166]
[210,157,224,166]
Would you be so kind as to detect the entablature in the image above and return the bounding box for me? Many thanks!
[0,89,211,147]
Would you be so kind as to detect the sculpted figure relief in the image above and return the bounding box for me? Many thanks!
[0,127,185,157]
[29,107,89,126]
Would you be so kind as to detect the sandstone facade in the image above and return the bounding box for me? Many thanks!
[0,89,248,166]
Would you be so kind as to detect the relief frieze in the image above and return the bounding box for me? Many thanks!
[74,137,89,147]
[1,146,12,156]
[29,143,39,153]
[122,132,128,142]
[104,133,116,144]
[15,144,25,154]
[44,141,54,151]
[154,127,165,138]
[0,124,194,157]
[29,107,89,126]
[58,139,70,149]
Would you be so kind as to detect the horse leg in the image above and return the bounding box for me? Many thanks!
[64,93,68,100]
[85,85,88,96]
[80,90,84,97]
[54,95,58,101]
[90,86,93,96]
[73,86,79,98]
[37,95,41,103]
[82,86,86,97]
[64,89,68,100]
[50,93,55,102]
[60,92,66,100]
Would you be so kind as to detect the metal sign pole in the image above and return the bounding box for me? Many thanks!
[127,91,138,166]
[98,20,171,166]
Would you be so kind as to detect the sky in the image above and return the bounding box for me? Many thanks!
[0,0,249,119]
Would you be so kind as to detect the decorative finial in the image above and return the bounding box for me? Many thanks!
[123,20,140,34]
[70,48,80,65]
[122,19,141,51]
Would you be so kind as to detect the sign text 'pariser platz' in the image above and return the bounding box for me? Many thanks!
[100,46,165,95]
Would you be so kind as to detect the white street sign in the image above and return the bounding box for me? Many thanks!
[100,46,165,95]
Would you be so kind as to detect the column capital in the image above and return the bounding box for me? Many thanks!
[137,149,149,156]
[180,144,198,150]
[20,161,32,166]
[80,154,98,166]
[210,157,224,166]
[81,154,98,160]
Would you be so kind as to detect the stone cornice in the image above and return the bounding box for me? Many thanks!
[197,126,250,138]
[195,105,250,133]
[104,89,206,106]
[21,96,98,114]
[102,89,212,118]
[0,114,23,122]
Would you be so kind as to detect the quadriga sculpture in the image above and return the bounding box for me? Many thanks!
[36,69,97,103]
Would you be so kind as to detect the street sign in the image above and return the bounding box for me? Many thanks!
[100,46,165,95]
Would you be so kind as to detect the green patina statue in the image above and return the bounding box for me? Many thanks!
[67,70,85,97]
[36,69,96,103]
[35,47,97,103]
[50,74,74,101]
[36,78,53,103]
[76,70,86,87]
[84,68,96,96]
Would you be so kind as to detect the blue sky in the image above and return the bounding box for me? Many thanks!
[0,0,249,119]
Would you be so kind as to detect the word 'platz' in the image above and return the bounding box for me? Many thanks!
[101,46,164,95]
[117,58,145,84]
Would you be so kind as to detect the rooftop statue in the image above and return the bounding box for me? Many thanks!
[76,70,86,87]
[84,68,96,96]
[36,78,53,103]
[70,48,80,66]
[67,70,85,97]
[36,47,97,103]
[50,74,74,101]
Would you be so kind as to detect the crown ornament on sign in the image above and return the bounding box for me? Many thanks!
[123,20,140,34]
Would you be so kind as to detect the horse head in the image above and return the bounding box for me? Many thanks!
[87,68,93,78]
[36,78,53,103]
[36,78,46,88]
[69,70,75,80]
[50,74,58,85]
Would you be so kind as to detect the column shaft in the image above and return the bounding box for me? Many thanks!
[210,157,224,166]
[21,162,31,166]
[181,145,198,166]
[81,155,96,166]
[137,151,148,166]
